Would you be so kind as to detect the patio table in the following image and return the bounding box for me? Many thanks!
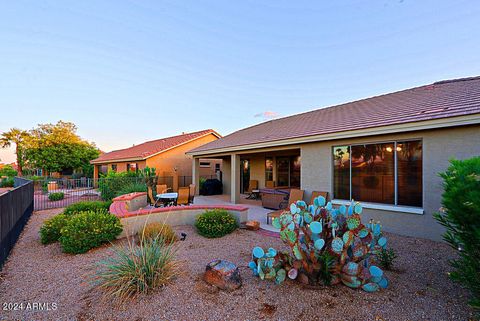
[156,192,178,207]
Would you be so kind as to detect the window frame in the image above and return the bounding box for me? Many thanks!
[199,161,211,168]
[265,157,273,182]
[332,138,423,210]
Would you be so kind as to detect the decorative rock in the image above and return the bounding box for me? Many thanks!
[246,220,260,231]
[204,259,242,291]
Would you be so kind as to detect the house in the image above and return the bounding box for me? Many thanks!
[91,129,222,190]
[187,76,480,240]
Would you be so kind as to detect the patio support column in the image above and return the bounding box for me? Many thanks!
[192,157,200,195]
[231,154,240,204]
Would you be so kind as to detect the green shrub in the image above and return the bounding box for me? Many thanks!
[115,182,147,198]
[0,177,14,187]
[39,214,70,244]
[93,237,178,301]
[64,201,112,216]
[195,209,238,238]
[376,248,397,270]
[199,177,206,191]
[48,192,65,201]
[0,164,17,177]
[98,171,144,201]
[59,210,123,254]
[140,222,177,244]
[434,156,480,311]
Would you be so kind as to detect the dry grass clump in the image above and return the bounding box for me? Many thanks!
[140,222,178,244]
[93,227,179,302]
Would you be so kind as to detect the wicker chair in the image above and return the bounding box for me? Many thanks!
[177,187,190,206]
[266,189,304,224]
[246,180,259,199]
[156,184,170,194]
[309,191,329,205]
[188,184,196,204]
[147,186,155,205]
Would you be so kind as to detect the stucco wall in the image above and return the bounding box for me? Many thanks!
[146,133,221,177]
[300,125,480,241]
[222,156,232,195]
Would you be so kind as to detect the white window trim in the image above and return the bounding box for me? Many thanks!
[199,162,211,168]
[331,199,424,215]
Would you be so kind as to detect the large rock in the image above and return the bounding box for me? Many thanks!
[246,220,260,231]
[204,259,242,291]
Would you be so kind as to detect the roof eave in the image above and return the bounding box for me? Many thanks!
[187,114,480,157]
[90,157,144,164]
[92,130,222,164]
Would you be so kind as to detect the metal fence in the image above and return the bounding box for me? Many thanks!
[0,177,34,268]
[32,176,175,211]
[33,178,103,211]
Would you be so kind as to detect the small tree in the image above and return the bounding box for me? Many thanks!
[0,128,30,176]
[434,157,480,311]
[25,121,99,175]
[0,164,17,177]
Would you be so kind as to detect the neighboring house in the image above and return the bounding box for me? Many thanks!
[188,76,480,240]
[91,129,222,189]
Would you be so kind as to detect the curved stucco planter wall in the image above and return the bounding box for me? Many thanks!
[110,192,249,238]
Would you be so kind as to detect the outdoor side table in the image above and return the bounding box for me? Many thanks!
[156,192,178,207]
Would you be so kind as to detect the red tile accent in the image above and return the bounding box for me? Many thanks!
[112,192,147,202]
[110,200,248,219]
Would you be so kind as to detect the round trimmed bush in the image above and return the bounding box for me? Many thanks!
[140,222,177,244]
[63,201,112,216]
[48,192,65,201]
[59,210,123,254]
[39,214,70,244]
[195,209,238,238]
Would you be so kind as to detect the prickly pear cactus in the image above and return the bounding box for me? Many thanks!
[250,197,390,292]
[248,247,289,284]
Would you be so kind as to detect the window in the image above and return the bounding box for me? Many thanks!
[397,141,422,207]
[200,162,211,168]
[111,164,117,172]
[332,140,422,207]
[127,163,137,172]
[333,146,350,200]
[277,157,290,187]
[290,156,301,188]
[98,165,108,176]
[215,163,221,172]
[265,157,273,182]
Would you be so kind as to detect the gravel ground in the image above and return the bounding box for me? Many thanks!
[0,209,474,321]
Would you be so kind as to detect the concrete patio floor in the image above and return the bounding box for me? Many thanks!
[193,194,279,232]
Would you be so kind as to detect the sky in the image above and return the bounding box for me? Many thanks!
[1,0,480,163]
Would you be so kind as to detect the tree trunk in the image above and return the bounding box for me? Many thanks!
[15,145,23,177]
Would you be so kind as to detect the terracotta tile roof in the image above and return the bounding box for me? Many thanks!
[190,76,480,154]
[91,129,219,163]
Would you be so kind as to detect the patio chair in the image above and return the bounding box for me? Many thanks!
[177,187,190,206]
[246,180,259,199]
[266,188,304,224]
[156,184,170,194]
[188,184,196,204]
[309,191,329,205]
[265,180,275,188]
[147,186,155,205]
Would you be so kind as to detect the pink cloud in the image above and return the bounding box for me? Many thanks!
[254,111,280,120]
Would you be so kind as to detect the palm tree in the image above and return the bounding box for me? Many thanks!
[0,128,29,176]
